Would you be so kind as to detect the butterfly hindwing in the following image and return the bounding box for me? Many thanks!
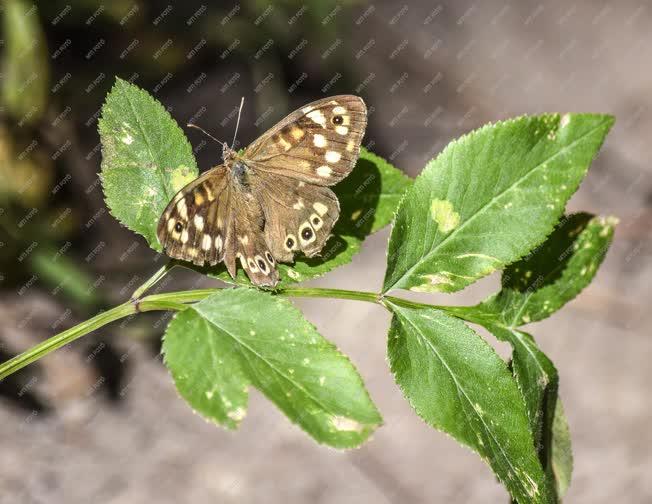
[250,171,340,262]
[244,95,367,186]
[226,189,279,286]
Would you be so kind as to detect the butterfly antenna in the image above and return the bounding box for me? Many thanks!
[186,123,226,148]
[231,97,245,149]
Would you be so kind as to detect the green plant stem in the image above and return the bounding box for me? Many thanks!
[0,297,190,380]
[0,280,456,381]
[0,302,133,380]
[130,262,175,300]
[279,287,380,304]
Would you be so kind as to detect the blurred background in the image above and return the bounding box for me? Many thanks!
[0,0,650,502]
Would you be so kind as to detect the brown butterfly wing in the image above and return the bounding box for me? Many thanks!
[249,171,340,261]
[244,95,367,186]
[157,166,279,287]
[226,187,279,287]
[158,95,367,286]
[157,167,231,266]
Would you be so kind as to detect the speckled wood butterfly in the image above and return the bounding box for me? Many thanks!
[157,95,367,287]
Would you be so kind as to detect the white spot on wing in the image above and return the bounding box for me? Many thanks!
[293,199,305,210]
[335,125,348,135]
[177,199,188,220]
[325,151,341,163]
[313,134,327,148]
[317,165,332,177]
[194,215,204,231]
[202,234,212,250]
[313,202,328,216]
[307,110,326,126]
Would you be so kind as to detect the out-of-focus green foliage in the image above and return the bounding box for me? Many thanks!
[1,0,49,123]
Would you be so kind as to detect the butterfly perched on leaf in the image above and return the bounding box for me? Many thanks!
[157,95,368,287]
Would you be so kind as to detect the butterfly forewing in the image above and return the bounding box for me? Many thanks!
[157,167,230,266]
[244,95,367,186]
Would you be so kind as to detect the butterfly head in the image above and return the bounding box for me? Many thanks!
[222,142,238,163]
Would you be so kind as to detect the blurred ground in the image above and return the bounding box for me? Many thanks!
[1,1,651,502]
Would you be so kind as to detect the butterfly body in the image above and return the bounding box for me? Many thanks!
[157,95,367,287]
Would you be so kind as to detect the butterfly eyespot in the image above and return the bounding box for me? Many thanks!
[301,227,313,240]
[310,213,324,231]
[265,251,275,264]
[332,115,343,125]
[175,222,183,232]
[285,236,295,250]
[257,259,267,272]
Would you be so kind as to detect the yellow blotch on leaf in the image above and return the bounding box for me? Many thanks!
[329,415,365,433]
[411,273,454,292]
[170,165,196,192]
[430,199,460,233]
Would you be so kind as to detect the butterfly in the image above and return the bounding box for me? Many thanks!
[156,95,368,287]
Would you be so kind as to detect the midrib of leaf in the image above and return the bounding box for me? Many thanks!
[122,87,172,202]
[510,292,535,327]
[195,306,343,418]
[509,329,549,383]
[398,310,534,500]
[387,120,609,292]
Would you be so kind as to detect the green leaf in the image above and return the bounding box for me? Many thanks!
[336,148,413,237]
[488,326,559,499]
[383,114,614,294]
[99,77,198,250]
[163,288,382,448]
[205,147,411,287]
[385,301,552,503]
[1,0,48,123]
[551,400,573,498]
[449,213,617,327]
